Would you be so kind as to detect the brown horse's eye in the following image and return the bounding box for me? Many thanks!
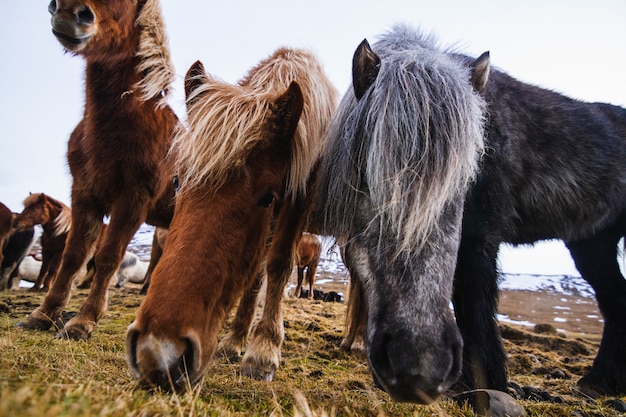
[257,192,275,208]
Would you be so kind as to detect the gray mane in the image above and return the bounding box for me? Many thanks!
[318,25,486,256]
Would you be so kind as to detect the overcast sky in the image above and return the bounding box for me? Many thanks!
[1,1,624,274]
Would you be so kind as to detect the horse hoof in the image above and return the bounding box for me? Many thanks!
[55,321,93,341]
[577,374,626,398]
[241,362,275,381]
[451,389,525,417]
[16,310,54,331]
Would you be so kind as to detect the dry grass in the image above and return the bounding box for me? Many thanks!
[0,286,623,416]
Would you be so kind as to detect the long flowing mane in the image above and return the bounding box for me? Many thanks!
[133,0,174,107]
[173,48,337,199]
[319,25,485,255]
[22,193,71,238]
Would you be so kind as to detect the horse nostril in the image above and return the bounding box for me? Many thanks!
[76,6,94,25]
[48,0,57,14]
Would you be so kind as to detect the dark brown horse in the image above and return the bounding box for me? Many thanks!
[293,232,321,299]
[18,0,177,339]
[126,49,337,391]
[13,193,72,291]
[0,202,12,269]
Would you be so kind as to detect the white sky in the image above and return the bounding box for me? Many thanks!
[1,1,624,275]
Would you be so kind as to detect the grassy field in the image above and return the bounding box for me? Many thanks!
[0,286,624,416]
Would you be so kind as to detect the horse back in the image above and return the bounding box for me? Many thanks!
[467,68,626,243]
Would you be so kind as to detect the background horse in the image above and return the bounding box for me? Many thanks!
[18,0,177,340]
[126,49,337,391]
[13,193,71,291]
[293,232,321,299]
[314,26,488,404]
[0,202,12,268]
[0,225,36,290]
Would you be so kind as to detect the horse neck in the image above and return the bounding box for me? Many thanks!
[85,56,142,109]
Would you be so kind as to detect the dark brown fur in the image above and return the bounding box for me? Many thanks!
[0,202,12,268]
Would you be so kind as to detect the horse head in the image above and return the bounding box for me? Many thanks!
[47,0,140,57]
[13,193,49,231]
[126,60,304,391]
[318,32,489,403]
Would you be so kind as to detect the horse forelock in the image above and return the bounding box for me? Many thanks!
[174,48,337,199]
[133,0,174,107]
[320,26,486,255]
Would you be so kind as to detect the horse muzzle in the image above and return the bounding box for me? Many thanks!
[126,323,204,392]
[48,1,95,52]
[367,322,463,404]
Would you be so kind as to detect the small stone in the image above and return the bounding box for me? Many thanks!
[452,389,525,417]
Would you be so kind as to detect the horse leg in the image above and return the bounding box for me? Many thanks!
[307,263,317,299]
[295,265,304,298]
[340,271,366,353]
[453,237,506,391]
[58,202,144,340]
[218,269,264,359]
[139,227,164,295]
[241,202,304,381]
[31,259,49,292]
[18,207,101,331]
[566,229,626,396]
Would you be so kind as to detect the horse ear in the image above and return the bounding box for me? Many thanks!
[274,81,304,140]
[470,51,490,93]
[184,60,208,105]
[352,39,381,100]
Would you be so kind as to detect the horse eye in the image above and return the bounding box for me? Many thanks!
[257,192,275,208]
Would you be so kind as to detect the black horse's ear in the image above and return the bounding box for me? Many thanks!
[274,81,304,141]
[352,39,381,100]
[470,51,490,93]
[184,60,207,104]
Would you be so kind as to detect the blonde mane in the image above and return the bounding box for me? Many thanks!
[134,0,174,107]
[173,48,338,199]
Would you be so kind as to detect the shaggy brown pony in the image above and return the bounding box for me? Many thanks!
[14,193,72,291]
[126,49,337,391]
[18,0,177,340]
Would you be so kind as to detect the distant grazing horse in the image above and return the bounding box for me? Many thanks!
[293,232,321,299]
[13,193,71,291]
[18,0,177,339]
[1,226,36,290]
[315,26,488,403]
[338,26,626,400]
[126,48,337,390]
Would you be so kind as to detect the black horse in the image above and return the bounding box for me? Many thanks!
[453,54,626,396]
[335,25,626,401]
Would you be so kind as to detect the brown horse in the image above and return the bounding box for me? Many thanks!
[126,49,337,390]
[13,193,72,291]
[18,0,177,339]
[293,232,321,299]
